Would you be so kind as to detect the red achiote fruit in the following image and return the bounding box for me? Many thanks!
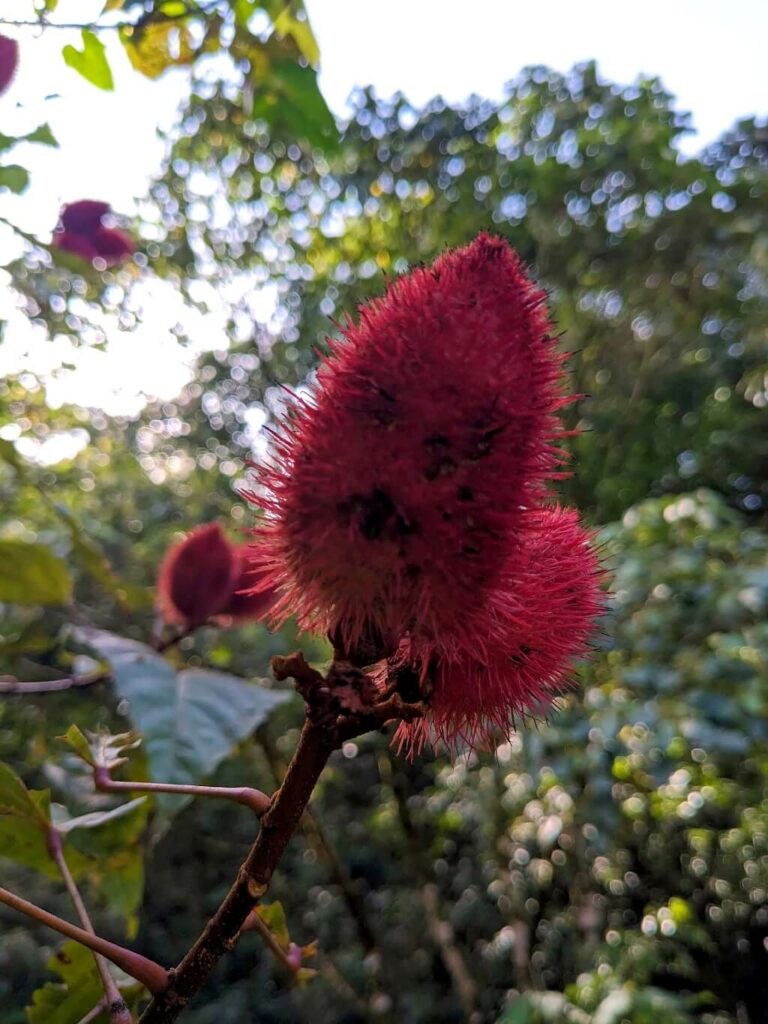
[394,505,605,753]
[0,36,19,97]
[245,233,573,658]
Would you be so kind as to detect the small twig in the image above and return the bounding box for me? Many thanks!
[1,623,197,697]
[0,3,221,32]
[0,671,108,696]
[0,886,168,995]
[152,625,196,654]
[48,829,134,1024]
[76,1002,108,1024]
[242,910,296,976]
[94,767,271,816]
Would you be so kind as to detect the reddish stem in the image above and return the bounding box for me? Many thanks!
[0,671,107,695]
[48,830,134,1024]
[93,768,271,816]
[0,886,169,995]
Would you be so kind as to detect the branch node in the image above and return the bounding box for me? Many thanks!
[246,878,269,901]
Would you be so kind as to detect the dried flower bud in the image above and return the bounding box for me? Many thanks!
[246,234,571,654]
[156,523,237,628]
[394,506,605,753]
[0,36,19,97]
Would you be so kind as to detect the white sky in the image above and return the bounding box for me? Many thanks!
[0,0,766,438]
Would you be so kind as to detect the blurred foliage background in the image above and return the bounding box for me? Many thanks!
[1,2,767,1023]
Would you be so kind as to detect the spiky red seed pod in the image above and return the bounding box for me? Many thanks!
[90,226,135,264]
[60,200,111,235]
[215,546,277,624]
[245,233,572,654]
[53,231,100,263]
[54,203,135,267]
[0,36,19,97]
[394,506,606,754]
[156,523,238,628]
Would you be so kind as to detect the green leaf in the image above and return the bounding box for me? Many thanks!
[61,725,140,770]
[0,165,30,194]
[24,123,59,147]
[497,996,536,1024]
[60,724,96,766]
[254,56,338,151]
[54,796,147,834]
[27,940,144,1024]
[0,437,26,473]
[0,759,146,923]
[52,502,149,610]
[62,30,114,91]
[0,817,59,877]
[272,4,320,67]
[1,440,144,609]
[74,628,290,812]
[257,901,290,948]
[0,132,21,154]
[295,966,318,987]
[66,796,149,928]
[0,539,73,606]
[0,763,61,878]
[120,21,194,79]
[0,761,49,822]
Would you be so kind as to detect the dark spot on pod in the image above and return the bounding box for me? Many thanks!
[339,488,395,539]
[457,485,474,502]
[395,514,420,537]
[360,489,396,539]
[424,434,450,450]
[461,543,481,556]
[340,489,419,541]
[372,406,396,428]
[424,455,458,480]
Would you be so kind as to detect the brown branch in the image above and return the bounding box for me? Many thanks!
[136,648,426,1023]
[0,886,168,995]
[48,830,134,1024]
[94,768,271,816]
[258,726,377,953]
[138,717,336,1023]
